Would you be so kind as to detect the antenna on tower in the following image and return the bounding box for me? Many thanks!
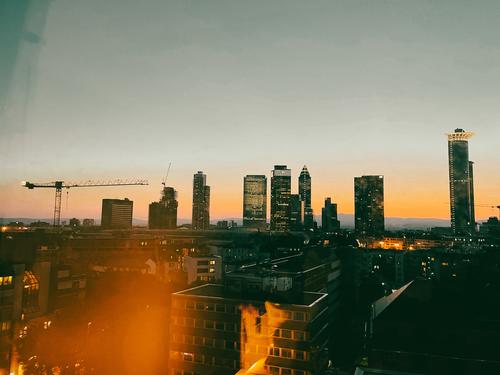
[162,162,172,187]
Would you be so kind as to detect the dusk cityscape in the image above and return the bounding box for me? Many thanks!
[1,1,500,375]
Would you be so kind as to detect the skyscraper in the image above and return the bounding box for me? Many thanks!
[299,165,314,230]
[270,165,291,231]
[148,186,178,229]
[322,197,340,232]
[354,175,384,236]
[101,198,133,229]
[192,171,210,230]
[447,129,475,234]
[243,175,267,229]
[290,193,303,231]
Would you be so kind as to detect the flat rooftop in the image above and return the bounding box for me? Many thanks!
[174,284,327,307]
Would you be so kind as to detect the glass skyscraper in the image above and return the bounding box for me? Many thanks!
[447,129,475,234]
[299,165,313,230]
[354,175,384,236]
[270,165,291,232]
[192,171,210,230]
[243,175,267,229]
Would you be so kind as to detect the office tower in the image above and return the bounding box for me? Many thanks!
[148,186,178,229]
[192,171,210,230]
[101,198,133,229]
[322,197,340,232]
[299,165,314,230]
[243,175,267,229]
[270,165,291,231]
[169,283,329,375]
[447,129,475,234]
[354,176,384,236]
[290,193,303,231]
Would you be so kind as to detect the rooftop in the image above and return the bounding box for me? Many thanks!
[174,283,327,307]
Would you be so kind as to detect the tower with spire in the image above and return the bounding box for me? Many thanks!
[299,165,314,230]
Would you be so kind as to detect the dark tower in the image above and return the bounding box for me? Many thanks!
[149,186,178,229]
[354,175,384,236]
[270,165,291,231]
[322,197,340,232]
[447,129,475,234]
[299,166,313,230]
[192,171,210,230]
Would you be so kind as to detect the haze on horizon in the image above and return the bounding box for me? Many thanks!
[1,0,499,223]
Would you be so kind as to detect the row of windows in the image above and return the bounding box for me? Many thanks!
[175,299,309,321]
[270,327,308,341]
[170,351,239,369]
[171,334,240,350]
[180,300,237,314]
[0,276,13,287]
[268,346,309,361]
[269,367,310,375]
[173,317,238,332]
[196,267,216,274]
[197,260,216,266]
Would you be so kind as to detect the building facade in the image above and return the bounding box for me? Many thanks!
[447,129,475,235]
[271,166,291,232]
[100,198,133,229]
[192,172,210,230]
[169,284,329,375]
[322,197,340,232]
[290,194,303,231]
[354,176,384,236]
[243,175,267,229]
[149,186,178,229]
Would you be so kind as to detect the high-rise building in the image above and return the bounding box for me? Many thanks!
[148,186,178,229]
[322,197,340,232]
[354,176,384,236]
[270,165,291,231]
[299,166,314,230]
[290,193,303,231]
[101,198,133,229]
[243,175,267,229]
[447,129,475,234]
[192,171,210,230]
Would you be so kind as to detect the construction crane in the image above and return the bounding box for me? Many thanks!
[162,162,172,187]
[22,179,148,226]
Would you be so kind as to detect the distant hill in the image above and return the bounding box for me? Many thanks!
[1,215,453,230]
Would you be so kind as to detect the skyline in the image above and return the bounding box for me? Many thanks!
[1,1,499,221]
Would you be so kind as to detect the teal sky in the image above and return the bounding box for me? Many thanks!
[1,0,499,221]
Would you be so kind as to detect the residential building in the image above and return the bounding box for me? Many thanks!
[271,166,291,232]
[100,198,133,229]
[192,171,210,230]
[183,255,222,285]
[243,175,267,229]
[354,176,384,236]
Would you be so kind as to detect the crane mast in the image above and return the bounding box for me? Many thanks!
[22,179,148,226]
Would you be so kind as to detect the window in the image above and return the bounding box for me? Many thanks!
[196,302,204,310]
[204,320,214,329]
[205,303,214,311]
[182,352,193,362]
[294,331,305,341]
[209,268,215,273]
[197,260,209,266]
[272,328,280,337]
[197,268,209,273]
[282,369,292,375]
[194,353,203,363]
[194,336,203,345]
[186,301,194,309]
[270,347,279,356]
[281,329,292,339]
[225,340,235,350]
[215,304,225,312]
[209,260,216,265]
[215,339,224,349]
[281,349,292,358]
[295,371,305,375]
[295,350,305,360]
[293,311,306,321]
[226,323,236,332]
[215,322,224,330]
[226,305,236,314]
[269,367,280,375]
[195,319,203,328]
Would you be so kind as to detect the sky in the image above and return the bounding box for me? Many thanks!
[1,0,499,223]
